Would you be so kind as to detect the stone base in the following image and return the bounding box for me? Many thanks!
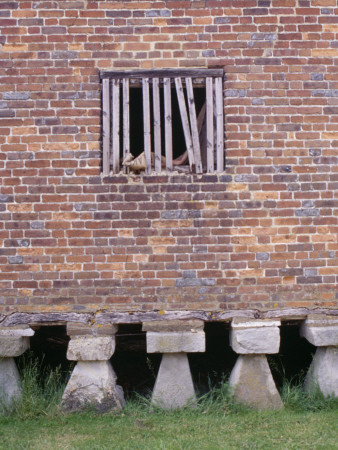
[304,346,338,397]
[152,353,196,409]
[62,360,125,412]
[0,357,22,408]
[229,355,283,410]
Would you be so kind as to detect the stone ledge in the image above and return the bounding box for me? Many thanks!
[146,331,205,353]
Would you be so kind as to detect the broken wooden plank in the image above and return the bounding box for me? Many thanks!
[153,77,162,173]
[142,77,151,174]
[164,77,173,171]
[175,77,195,170]
[111,79,120,174]
[215,76,224,172]
[122,78,130,172]
[102,78,110,176]
[185,77,202,173]
[206,77,214,173]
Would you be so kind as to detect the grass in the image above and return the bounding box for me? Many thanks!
[0,356,337,449]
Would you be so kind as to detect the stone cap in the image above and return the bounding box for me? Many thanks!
[67,322,118,337]
[0,336,30,357]
[142,319,204,332]
[302,314,338,327]
[231,318,281,329]
[0,326,34,337]
[147,331,205,353]
[67,336,115,361]
[300,315,338,347]
[230,319,280,355]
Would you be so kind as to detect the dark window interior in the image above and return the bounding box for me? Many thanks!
[125,86,205,160]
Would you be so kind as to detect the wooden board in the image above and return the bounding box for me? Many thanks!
[102,78,110,176]
[206,77,214,173]
[111,78,120,174]
[164,77,173,171]
[153,77,162,172]
[215,76,224,172]
[1,308,336,327]
[142,78,151,174]
[101,68,224,79]
[122,78,130,172]
[185,77,203,173]
[175,77,195,170]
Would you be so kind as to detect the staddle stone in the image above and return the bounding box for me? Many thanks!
[62,360,125,412]
[304,346,338,397]
[0,358,22,408]
[152,353,196,409]
[229,355,283,409]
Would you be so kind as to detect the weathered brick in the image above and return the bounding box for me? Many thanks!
[0,1,335,317]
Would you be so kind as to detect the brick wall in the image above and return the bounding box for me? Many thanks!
[0,1,337,317]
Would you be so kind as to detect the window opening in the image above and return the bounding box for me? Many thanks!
[101,69,224,175]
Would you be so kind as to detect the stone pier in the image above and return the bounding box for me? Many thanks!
[143,320,205,409]
[62,323,125,411]
[301,315,338,397]
[0,326,34,408]
[229,318,283,409]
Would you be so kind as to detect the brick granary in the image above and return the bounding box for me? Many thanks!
[0,0,337,410]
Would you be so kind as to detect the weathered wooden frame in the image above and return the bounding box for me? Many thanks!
[101,69,224,176]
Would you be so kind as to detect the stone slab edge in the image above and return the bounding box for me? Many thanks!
[0,326,34,337]
[67,322,118,337]
[231,318,281,328]
[142,319,204,332]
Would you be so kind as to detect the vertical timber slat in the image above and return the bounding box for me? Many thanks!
[122,78,130,172]
[164,78,173,171]
[142,78,151,174]
[206,77,214,173]
[153,77,162,173]
[102,78,110,176]
[112,79,120,174]
[185,77,202,173]
[175,77,195,170]
[215,76,224,172]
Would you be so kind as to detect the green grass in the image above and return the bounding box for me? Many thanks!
[0,357,337,449]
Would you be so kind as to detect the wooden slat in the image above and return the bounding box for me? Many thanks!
[142,77,151,174]
[174,77,195,170]
[111,79,120,174]
[164,77,173,171]
[198,103,207,170]
[206,77,214,173]
[215,76,224,172]
[122,78,130,171]
[101,68,224,79]
[102,78,110,176]
[153,77,162,173]
[185,77,202,173]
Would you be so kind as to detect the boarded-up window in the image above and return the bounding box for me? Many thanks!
[101,69,224,175]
